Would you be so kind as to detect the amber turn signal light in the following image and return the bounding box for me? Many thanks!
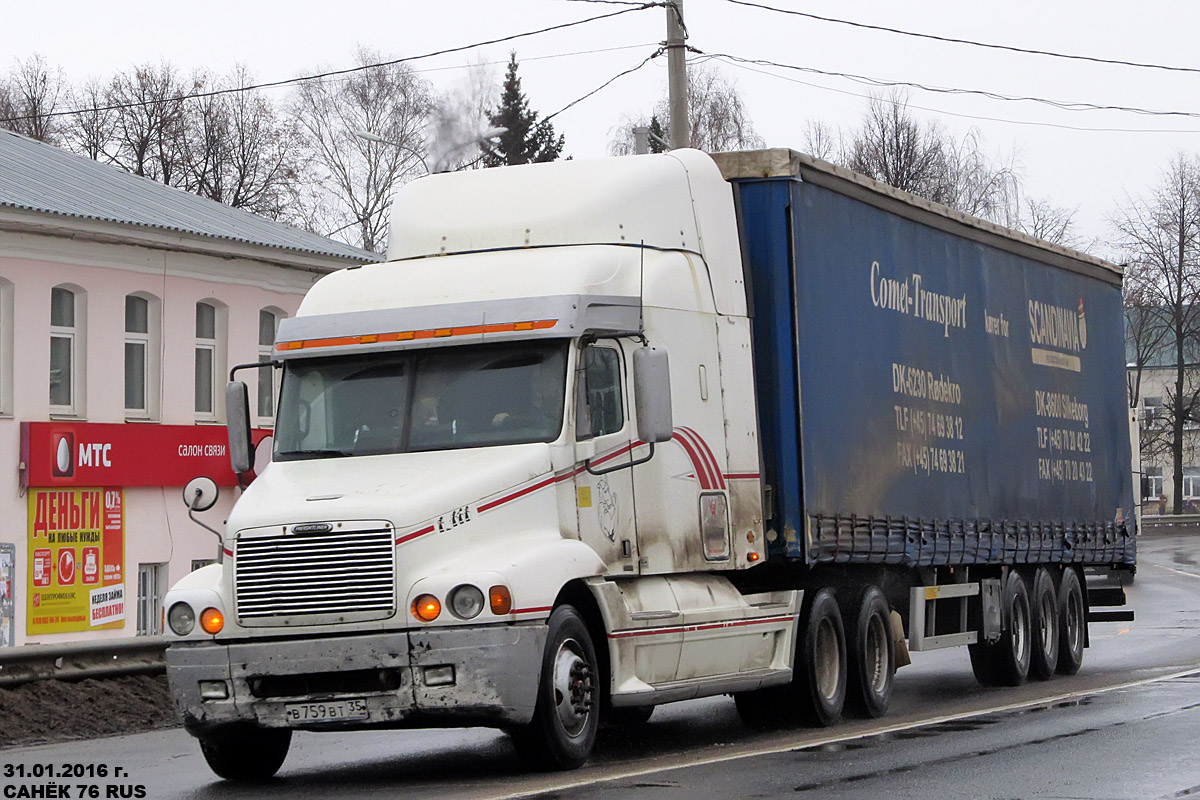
[200,607,224,635]
[489,585,512,615]
[412,594,442,622]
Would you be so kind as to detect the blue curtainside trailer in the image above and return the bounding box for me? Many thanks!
[715,149,1135,570]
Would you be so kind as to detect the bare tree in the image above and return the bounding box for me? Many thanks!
[801,120,839,163]
[106,62,195,185]
[292,47,433,253]
[1113,155,1200,513]
[184,67,303,219]
[64,77,118,160]
[608,64,762,155]
[846,90,949,200]
[1016,197,1080,248]
[843,90,1020,226]
[0,55,69,143]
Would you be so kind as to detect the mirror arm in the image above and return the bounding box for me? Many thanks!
[187,489,225,560]
[229,360,280,381]
[586,442,654,476]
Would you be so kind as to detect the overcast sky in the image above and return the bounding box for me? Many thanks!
[5,0,1200,253]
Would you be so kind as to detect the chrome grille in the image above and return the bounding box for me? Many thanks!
[235,525,395,620]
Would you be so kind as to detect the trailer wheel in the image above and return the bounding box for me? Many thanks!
[1056,567,1086,675]
[510,605,599,771]
[968,570,1031,687]
[198,724,291,781]
[1029,567,1060,681]
[844,585,894,718]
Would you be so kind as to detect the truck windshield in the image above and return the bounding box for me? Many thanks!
[274,340,569,460]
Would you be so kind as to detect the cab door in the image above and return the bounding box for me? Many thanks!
[573,343,639,574]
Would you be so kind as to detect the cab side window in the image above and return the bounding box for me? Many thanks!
[581,346,624,438]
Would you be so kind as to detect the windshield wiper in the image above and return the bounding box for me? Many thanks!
[276,448,353,459]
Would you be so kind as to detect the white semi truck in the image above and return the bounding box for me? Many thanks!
[164,148,1135,780]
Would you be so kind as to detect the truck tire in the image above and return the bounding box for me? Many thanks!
[968,570,1031,687]
[844,585,894,718]
[794,587,847,726]
[734,588,847,729]
[198,724,291,781]
[1056,566,1086,675]
[510,605,599,771]
[1028,567,1060,681]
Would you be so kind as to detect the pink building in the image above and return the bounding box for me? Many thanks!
[0,130,373,646]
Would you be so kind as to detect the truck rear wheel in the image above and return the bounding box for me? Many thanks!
[1056,567,1086,675]
[510,605,599,771]
[733,588,846,728]
[1028,567,1060,681]
[968,569,1031,687]
[794,587,847,726]
[844,585,894,718]
[198,724,291,781]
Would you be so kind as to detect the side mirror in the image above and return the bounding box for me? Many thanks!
[634,346,673,443]
[182,476,219,511]
[226,381,253,475]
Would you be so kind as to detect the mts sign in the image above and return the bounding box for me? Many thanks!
[21,422,270,488]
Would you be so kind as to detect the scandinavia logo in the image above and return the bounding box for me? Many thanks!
[1028,298,1086,353]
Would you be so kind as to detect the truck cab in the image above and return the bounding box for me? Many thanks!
[163,149,797,779]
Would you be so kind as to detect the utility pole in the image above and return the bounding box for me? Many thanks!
[666,0,688,150]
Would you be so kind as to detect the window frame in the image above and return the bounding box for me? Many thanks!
[49,285,85,417]
[124,293,161,420]
[194,300,226,422]
[257,308,284,424]
[575,344,626,441]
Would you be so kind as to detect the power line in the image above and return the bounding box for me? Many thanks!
[724,0,1200,77]
[0,4,657,125]
[543,48,664,124]
[706,51,1200,120]
[712,55,1200,135]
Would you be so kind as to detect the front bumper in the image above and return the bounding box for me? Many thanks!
[166,623,547,734]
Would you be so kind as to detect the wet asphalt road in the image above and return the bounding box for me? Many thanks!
[4,530,1200,800]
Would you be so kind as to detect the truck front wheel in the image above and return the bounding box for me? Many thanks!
[198,724,291,781]
[510,605,599,771]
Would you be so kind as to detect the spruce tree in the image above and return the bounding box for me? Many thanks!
[481,53,565,167]
[648,115,668,154]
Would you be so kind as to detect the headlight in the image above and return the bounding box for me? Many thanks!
[167,602,196,635]
[448,585,485,619]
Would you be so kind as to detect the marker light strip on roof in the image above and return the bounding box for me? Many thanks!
[275,319,558,352]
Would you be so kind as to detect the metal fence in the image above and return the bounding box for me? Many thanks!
[0,636,167,687]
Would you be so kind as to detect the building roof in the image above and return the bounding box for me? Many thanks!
[0,129,375,265]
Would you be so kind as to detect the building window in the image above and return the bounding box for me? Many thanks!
[191,559,216,572]
[258,309,281,421]
[1184,467,1200,501]
[125,293,161,420]
[50,285,85,415]
[1144,466,1164,499]
[136,563,165,636]
[1143,396,1163,426]
[195,301,218,418]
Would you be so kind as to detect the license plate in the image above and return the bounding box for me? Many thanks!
[284,699,369,723]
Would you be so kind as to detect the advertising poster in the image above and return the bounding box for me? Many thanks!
[26,487,125,634]
[0,543,14,647]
